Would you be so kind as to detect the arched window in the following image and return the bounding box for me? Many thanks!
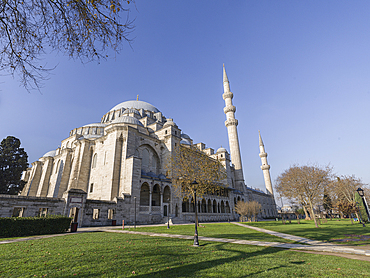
[207,200,212,213]
[140,183,150,206]
[163,186,171,203]
[213,200,217,213]
[142,149,149,170]
[152,184,160,206]
[226,201,230,213]
[92,153,97,169]
[201,199,207,213]
[221,201,225,213]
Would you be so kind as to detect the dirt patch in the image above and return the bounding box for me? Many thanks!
[331,235,370,243]
[290,249,370,262]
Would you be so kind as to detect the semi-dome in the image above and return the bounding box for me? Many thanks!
[111,116,144,126]
[43,150,56,157]
[83,123,106,128]
[181,133,190,139]
[110,100,160,113]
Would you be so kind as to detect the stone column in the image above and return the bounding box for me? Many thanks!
[160,193,163,215]
[149,191,152,213]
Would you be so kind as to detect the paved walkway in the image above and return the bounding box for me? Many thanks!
[1,223,369,259]
[101,228,370,257]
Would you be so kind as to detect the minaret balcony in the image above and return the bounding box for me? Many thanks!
[261,165,270,170]
[223,105,236,114]
[225,118,238,127]
[222,91,233,100]
[259,152,267,158]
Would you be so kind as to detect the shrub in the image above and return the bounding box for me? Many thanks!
[0,215,72,238]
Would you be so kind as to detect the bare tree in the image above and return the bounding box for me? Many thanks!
[235,200,261,222]
[249,200,262,222]
[166,145,227,226]
[0,0,134,90]
[275,165,331,228]
[235,201,248,222]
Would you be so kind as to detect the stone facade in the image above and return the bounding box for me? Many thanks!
[0,68,277,226]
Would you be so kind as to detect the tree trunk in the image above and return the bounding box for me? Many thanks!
[309,201,319,228]
[355,211,360,223]
[303,206,310,220]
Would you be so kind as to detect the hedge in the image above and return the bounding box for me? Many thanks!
[0,215,73,238]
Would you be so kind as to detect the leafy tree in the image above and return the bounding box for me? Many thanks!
[293,207,304,224]
[336,201,358,224]
[323,189,333,218]
[0,136,28,194]
[166,145,227,226]
[275,164,331,228]
[331,176,367,221]
[355,192,369,223]
[0,0,134,90]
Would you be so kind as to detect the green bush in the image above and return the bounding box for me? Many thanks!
[0,215,72,238]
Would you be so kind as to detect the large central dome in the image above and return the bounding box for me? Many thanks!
[109,100,160,113]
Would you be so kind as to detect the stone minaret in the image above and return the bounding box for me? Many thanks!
[223,65,245,191]
[259,131,273,195]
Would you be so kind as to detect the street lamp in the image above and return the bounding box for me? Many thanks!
[356,188,370,222]
[191,180,199,247]
[134,196,136,229]
[167,198,170,229]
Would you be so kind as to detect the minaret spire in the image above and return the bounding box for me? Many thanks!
[259,130,264,147]
[222,65,245,191]
[258,131,273,195]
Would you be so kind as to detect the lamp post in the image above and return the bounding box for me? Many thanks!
[167,198,170,229]
[356,188,370,222]
[356,202,366,227]
[134,196,136,229]
[192,180,199,247]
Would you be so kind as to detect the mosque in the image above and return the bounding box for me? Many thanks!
[0,66,277,226]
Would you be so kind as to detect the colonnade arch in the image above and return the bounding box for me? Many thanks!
[181,197,231,214]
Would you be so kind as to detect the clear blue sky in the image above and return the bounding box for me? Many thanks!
[1,1,370,196]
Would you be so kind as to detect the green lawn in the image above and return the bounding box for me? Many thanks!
[125,223,295,243]
[244,219,370,245]
[0,232,369,277]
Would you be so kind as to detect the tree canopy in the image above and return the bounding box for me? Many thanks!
[0,136,28,195]
[0,0,134,90]
[275,164,331,228]
[166,145,227,200]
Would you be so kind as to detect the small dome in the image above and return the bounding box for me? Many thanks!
[110,100,160,113]
[163,118,177,128]
[111,116,144,126]
[158,173,167,180]
[180,139,191,145]
[123,108,141,115]
[43,150,56,157]
[216,147,227,153]
[181,133,190,139]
